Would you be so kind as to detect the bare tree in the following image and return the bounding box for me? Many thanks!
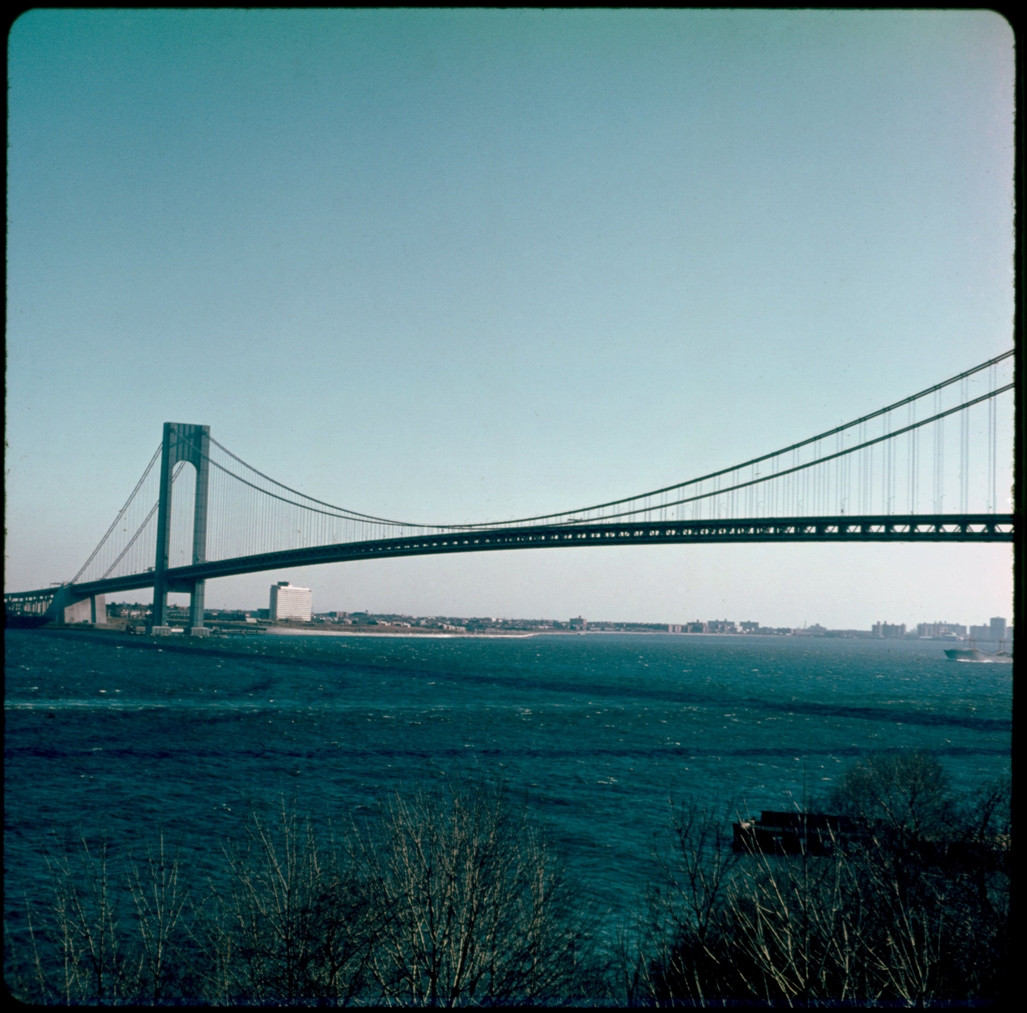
[627,800,741,1005]
[126,832,190,1003]
[41,832,131,1004]
[727,838,876,1003]
[13,755,1002,1005]
[361,781,598,1005]
[828,750,954,849]
[191,804,376,1004]
[630,757,1011,1006]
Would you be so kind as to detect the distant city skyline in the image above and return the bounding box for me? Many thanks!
[109,597,1011,641]
[6,10,1014,627]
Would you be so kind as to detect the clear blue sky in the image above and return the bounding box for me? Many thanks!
[6,9,1014,627]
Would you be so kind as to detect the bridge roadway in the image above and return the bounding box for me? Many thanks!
[6,513,1013,606]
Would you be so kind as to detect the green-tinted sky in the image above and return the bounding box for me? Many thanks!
[6,9,1014,626]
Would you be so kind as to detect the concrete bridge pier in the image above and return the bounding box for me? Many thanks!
[65,593,107,625]
[43,585,107,625]
[150,581,209,636]
[188,580,209,636]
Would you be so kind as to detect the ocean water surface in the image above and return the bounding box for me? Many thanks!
[4,628,1012,929]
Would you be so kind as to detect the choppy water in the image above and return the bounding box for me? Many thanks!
[4,628,1012,923]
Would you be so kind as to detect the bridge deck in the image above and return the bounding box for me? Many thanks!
[5,514,1014,605]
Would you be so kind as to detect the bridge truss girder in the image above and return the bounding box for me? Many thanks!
[5,513,1011,613]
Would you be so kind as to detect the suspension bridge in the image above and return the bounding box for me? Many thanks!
[5,350,1015,633]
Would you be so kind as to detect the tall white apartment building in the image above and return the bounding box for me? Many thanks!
[270,581,312,622]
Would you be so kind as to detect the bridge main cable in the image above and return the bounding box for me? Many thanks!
[448,348,1015,528]
[548,382,1014,524]
[98,462,188,579]
[203,352,1013,531]
[69,444,161,583]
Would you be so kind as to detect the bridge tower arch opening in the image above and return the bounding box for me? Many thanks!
[151,422,211,635]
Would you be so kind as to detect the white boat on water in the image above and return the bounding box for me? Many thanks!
[944,642,1013,663]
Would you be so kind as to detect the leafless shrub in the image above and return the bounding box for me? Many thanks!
[828,749,956,849]
[624,801,740,1005]
[8,785,605,1005]
[191,805,376,1004]
[360,781,601,1005]
[40,832,132,1004]
[630,757,1011,1006]
[3,900,48,1003]
[726,839,876,1003]
[18,759,1001,1006]
[127,833,190,1003]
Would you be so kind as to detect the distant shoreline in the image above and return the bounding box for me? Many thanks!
[266,627,789,640]
[267,627,535,639]
[15,624,1006,646]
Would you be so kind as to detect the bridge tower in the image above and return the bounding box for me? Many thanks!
[150,422,211,635]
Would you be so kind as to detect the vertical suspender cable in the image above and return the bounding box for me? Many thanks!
[988,365,997,512]
[960,379,969,513]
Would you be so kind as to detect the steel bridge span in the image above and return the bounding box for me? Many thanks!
[4,349,1015,630]
[6,514,1013,614]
